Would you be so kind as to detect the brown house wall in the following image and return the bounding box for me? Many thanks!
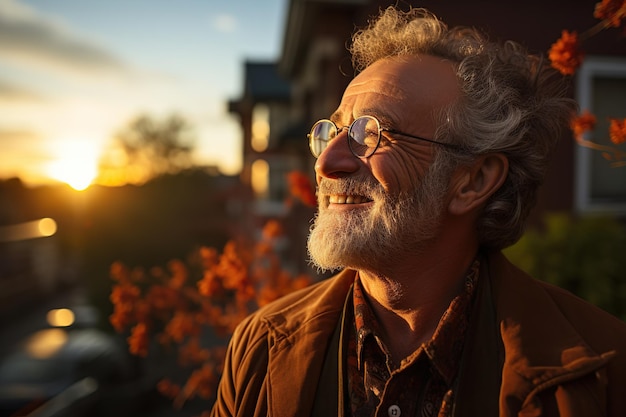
[284,0,624,223]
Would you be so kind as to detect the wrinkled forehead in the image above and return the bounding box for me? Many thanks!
[341,55,460,115]
[345,70,409,100]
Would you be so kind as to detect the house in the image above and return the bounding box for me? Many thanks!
[229,0,626,277]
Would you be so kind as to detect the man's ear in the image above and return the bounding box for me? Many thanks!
[448,154,509,215]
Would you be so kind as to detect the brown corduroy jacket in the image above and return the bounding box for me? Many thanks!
[210,251,626,417]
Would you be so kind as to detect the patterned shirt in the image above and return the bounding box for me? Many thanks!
[345,259,480,417]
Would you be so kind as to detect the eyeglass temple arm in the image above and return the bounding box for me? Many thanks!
[383,128,464,151]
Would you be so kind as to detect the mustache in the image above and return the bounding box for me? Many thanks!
[317,177,384,199]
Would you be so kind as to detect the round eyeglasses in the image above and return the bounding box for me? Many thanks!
[308,115,462,159]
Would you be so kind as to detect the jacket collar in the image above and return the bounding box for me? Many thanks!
[262,269,356,417]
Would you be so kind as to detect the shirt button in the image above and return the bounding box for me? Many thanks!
[388,404,401,416]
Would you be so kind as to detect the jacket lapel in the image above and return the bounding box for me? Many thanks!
[263,269,356,417]
[452,255,502,417]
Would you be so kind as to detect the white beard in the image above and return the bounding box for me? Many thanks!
[307,164,451,273]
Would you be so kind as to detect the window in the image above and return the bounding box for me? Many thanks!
[251,104,270,152]
[251,155,300,217]
[575,56,626,213]
[251,158,269,198]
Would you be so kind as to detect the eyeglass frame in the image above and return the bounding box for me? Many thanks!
[307,115,464,159]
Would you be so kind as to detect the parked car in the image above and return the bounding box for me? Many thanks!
[0,308,147,417]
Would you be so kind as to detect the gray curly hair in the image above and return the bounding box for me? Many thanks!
[350,7,577,249]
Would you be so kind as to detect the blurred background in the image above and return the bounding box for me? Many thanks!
[1,0,625,416]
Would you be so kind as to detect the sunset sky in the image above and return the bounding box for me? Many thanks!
[0,0,287,189]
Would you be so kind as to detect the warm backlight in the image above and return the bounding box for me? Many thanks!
[25,328,68,359]
[47,308,76,327]
[46,140,99,190]
[48,158,96,190]
[0,218,57,242]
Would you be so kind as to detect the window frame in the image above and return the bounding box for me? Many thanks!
[574,56,626,214]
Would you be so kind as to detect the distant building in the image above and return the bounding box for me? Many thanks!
[229,62,315,276]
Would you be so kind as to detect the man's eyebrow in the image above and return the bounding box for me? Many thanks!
[329,110,344,124]
[359,108,397,127]
[329,109,397,127]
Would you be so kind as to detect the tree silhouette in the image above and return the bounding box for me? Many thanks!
[99,114,196,184]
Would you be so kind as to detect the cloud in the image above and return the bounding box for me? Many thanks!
[0,127,51,181]
[0,0,131,76]
[211,14,238,33]
[0,128,39,140]
[0,128,42,153]
[0,77,46,102]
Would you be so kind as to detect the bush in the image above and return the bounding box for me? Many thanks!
[504,213,626,321]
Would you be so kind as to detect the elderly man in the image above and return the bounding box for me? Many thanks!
[211,6,626,417]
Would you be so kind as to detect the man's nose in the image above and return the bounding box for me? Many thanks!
[314,132,361,180]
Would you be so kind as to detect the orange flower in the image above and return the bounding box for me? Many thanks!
[255,240,274,256]
[287,171,317,207]
[138,298,154,320]
[130,266,146,283]
[549,30,584,75]
[570,111,597,137]
[609,118,626,144]
[109,310,131,333]
[168,259,188,289]
[197,270,222,297]
[292,274,313,291]
[262,219,283,239]
[235,283,256,305]
[215,242,250,291]
[110,261,130,282]
[165,311,201,343]
[157,378,181,399]
[182,363,217,400]
[128,322,150,357]
[150,266,167,281]
[146,285,180,312]
[199,246,219,269]
[594,0,626,28]
[110,283,141,306]
[178,338,210,366]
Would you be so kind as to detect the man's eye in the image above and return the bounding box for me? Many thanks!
[362,130,379,147]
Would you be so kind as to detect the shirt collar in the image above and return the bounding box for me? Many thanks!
[352,257,480,385]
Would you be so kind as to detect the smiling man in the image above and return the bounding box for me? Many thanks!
[211,7,626,417]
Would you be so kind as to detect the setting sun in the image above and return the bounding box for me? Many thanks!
[46,140,99,190]
[48,158,97,190]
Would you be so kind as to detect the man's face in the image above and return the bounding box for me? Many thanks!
[307,55,460,272]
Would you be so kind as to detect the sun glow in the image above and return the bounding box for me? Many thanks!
[46,139,100,190]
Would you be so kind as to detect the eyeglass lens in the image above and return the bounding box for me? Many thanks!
[309,120,335,157]
[348,116,380,158]
[309,116,381,158]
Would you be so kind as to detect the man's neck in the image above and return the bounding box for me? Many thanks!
[357,245,478,363]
